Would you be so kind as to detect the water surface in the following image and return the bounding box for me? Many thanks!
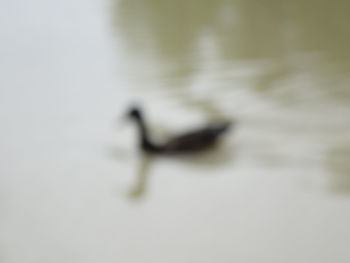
[1,0,350,262]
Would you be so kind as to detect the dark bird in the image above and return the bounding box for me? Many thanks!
[126,106,232,154]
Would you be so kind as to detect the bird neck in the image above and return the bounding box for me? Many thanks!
[134,116,158,151]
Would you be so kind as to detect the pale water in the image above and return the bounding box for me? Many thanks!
[1,0,350,262]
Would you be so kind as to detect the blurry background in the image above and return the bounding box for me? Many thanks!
[1,0,350,262]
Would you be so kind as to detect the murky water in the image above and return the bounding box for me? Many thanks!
[1,0,350,262]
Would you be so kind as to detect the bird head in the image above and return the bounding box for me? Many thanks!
[126,105,143,120]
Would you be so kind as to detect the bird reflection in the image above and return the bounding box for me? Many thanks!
[128,153,153,200]
[127,142,234,200]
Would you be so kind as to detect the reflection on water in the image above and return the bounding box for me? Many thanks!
[115,0,350,77]
[128,153,153,200]
[328,143,350,193]
[114,0,350,193]
[127,145,235,200]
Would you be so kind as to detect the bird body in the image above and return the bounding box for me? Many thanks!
[127,106,232,155]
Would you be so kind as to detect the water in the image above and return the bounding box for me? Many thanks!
[1,0,350,262]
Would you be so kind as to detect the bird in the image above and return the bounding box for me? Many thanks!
[126,105,232,154]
